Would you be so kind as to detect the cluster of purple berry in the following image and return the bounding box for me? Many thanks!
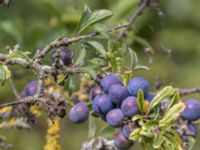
[22,63,200,149]
[69,73,153,149]
[177,99,200,144]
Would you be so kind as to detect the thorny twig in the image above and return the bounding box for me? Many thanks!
[0,97,45,108]
[117,0,149,40]
[33,23,132,61]
[9,77,21,100]
[178,87,200,96]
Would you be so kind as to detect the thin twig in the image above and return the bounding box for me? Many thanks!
[155,73,163,90]
[33,23,132,61]
[9,77,21,100]
[178,87,200,96]
[0,97,45,108]
[117,0,149,40]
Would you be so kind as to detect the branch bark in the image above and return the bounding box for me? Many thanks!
[117,0,149,40]
[0,97,45,108]
[9,77,21,100]
[178,87,200,96]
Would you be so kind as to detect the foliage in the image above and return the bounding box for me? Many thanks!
[0,0,200,150]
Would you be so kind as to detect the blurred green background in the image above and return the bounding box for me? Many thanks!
[0,0,200,149]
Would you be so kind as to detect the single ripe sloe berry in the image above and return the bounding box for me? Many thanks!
[100,73,123,93]
[23,81,37,97]
[51,47,73,66]
[69,102,89,123]
[92,94,113,114]
[121,96,138,118]
[126,77,149,97]
[89,86,103,101]
[181,99,200,121]
[108,84,129,105]
[121,123,135,139]
[106,108,124,127]
[114,132,134,150]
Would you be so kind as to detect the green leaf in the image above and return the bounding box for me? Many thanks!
[159,102,185,126]
[76,5,91,33]
[187,136,196,150]
[88,58,105,66]
[129,128,141,141]
[137,90,144,113]
[133,65,150,71]
[8,50,31,60]
[165,130,183,150]
[169,91,180,107]
[85,41,106,55]
[88,114,96,138]
[57,74,68,84]
[73,47,86,66]
[140,129,153,138]
[149,86,175,109]
[77,8,112,34]
[132,49,138,65]
[132,114,143,121]
[92,23,109,39]
[0,64,11,84]
[144,120,159,129]
[64,76,78,94]
[153,132,164,149]
[78,67,96,79]
[97,125,115,138]
[128,48,135,69]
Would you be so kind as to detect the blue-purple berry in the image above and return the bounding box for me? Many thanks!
[121,123,135,139]
[51,47,73,66]
[181,99,200,121]
[69,102,89,123]
[106,108,124,127]
[121,96,138,118]
[23,81,37,97]
[108,84,129,105]
[126,77,149,97]
[114,132,134,150]
[92,94,113,114]
[100,73,123,93]
[89,86,103,100]
[186,123,197,137]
